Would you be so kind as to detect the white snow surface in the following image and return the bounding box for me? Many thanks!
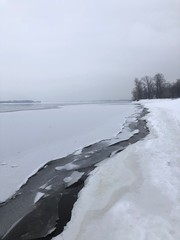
[0,103,136,202]
[53,99,180,240]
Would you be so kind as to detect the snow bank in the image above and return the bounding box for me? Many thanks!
[54,99,180,240]
[0,103,136,202]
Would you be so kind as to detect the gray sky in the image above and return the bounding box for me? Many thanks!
[0,0,180,101]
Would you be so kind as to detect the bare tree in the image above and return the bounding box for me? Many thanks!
[175,79,180,98]
[141,76,154,99]
[131,73,180,100]
[153,73,166,98]
[132,78,143,100]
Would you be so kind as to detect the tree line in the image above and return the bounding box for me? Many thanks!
[132,73,180,101]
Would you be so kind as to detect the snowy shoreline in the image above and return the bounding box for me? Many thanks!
[0,104,148,240]
[4,99,180,240]
[54,99,180,240]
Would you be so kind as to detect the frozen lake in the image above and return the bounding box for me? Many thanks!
[0,102,137,202]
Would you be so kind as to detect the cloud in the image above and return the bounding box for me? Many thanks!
[0,0,180,101]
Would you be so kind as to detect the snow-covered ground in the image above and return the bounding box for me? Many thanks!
[0,103,136,202]
[54,99,180,240]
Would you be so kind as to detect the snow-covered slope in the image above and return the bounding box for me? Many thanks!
[54,99,180,240]
[0,103,136,202]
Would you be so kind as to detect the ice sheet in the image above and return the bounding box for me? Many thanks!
[63,171,84,187]
[34,192,44,203]
[0,103,136,202]
[55,163,78,171]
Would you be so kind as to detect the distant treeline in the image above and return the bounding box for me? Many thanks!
[132,73,180,101]
[0,100,41,104]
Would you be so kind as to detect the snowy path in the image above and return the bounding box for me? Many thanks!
[54,99,180,240]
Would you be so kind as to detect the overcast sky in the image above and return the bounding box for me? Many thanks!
[0,0,180,101]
